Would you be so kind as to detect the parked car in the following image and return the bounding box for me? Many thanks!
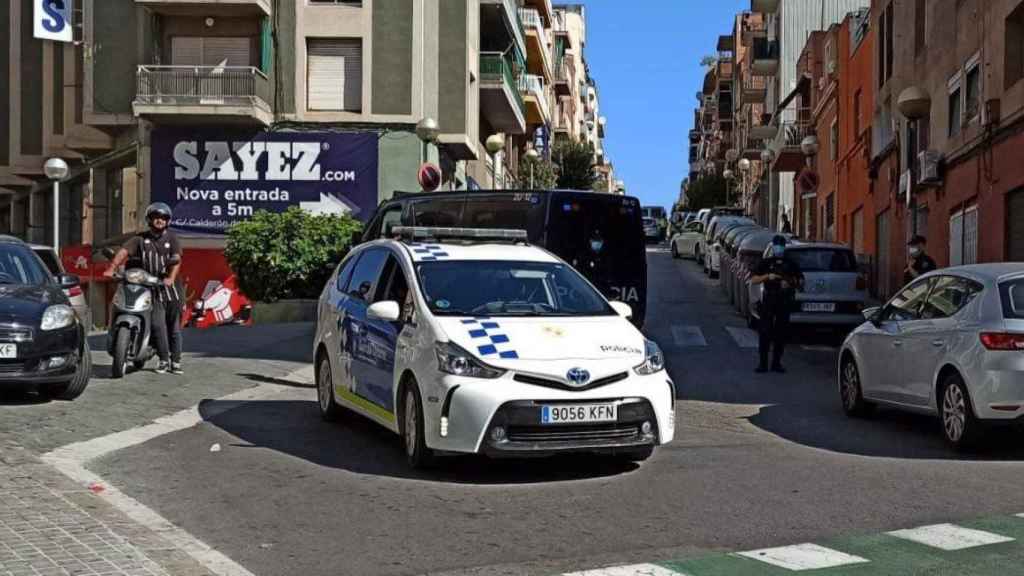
[0,236,91,399]
[721,224,761,304]
[30,244,92,331]
[839,264,1024,449]
[703,216,755,278]
[642,217,661,243]
[670,220,704,260]
[749,242,866,328]
[736,230,778,323]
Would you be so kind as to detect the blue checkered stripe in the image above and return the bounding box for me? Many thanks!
[461,318,519,359]
[410,244,450,261]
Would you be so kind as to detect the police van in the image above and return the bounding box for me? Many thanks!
[359,190,648,327]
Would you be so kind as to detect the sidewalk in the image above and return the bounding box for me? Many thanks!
[0,442,212,576]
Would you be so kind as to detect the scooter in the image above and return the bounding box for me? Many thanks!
[103,248,178,378]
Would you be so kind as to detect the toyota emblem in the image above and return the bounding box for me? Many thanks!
[566,367,591,385]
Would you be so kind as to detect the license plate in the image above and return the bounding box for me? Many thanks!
[0,344,17,359]
[541,403,617,424]
[803,302,836,313]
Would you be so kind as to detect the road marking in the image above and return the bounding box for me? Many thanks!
[564,564,686,576]
[42,365,314,576]
[671,325,707,347]
[724,326,759,349]
[887,523,1015,550]
[735,543,869,571]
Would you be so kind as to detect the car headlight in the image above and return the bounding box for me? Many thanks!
[435,342,505,379]
[633,338,665,375]
[41,305,75,331]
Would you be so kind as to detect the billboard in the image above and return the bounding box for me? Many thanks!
[151,129,380,234]
[34,0,73,43]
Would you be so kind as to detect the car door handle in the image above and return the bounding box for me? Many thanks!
[932,339,945,347]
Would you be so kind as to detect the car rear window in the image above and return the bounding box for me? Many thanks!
[1000,278,1024,319]
[785,248,857,272]
[407,193,547,240]
[33,249,62,275]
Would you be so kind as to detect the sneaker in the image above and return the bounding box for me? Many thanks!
[171,362,184,375]
[155,362,169,374]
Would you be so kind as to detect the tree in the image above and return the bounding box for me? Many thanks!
[514,155,558,190]
[225,207,362,302]
[684,174,729,211]
[700,55,718,70]
[553,140,598,190]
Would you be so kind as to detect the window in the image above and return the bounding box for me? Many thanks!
[0,244,50,286]
[335,253,360,292]
[830,119,838,160]
[964,56,981,123]
[915,0,927,55]
[1007,4,1024,89]
[784,248,857,272]
[376,256,412,322]
[878,2,894,88]
[949,206,977,266]
[853,89,862,136]
[171,37,253,67]
[346,248,388,301]
[1000,278,1024,319]
[882,278,933,322]
[948,75,962,137]
[377,207,403,238]
[920,276,982,319]
[307,38,362,112]
[873,98,894,155]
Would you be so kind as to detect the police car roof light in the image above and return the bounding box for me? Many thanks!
[391,226,529,243]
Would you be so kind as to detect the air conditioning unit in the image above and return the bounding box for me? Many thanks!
[917,150,943,185]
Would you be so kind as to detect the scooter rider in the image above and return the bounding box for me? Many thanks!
[103,202,184,375]
[750,235,803,374]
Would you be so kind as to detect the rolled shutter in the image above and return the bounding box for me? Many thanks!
[171,37,203,66]
[202,37,252,67]
[307,39,362,111]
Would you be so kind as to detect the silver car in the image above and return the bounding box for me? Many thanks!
[30,245,92,331]
[839,264,1024,449]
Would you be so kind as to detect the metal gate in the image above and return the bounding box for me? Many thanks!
[1009,188,1024,261]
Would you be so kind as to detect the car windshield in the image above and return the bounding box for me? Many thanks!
[785,248,857,272]
[1000,278,1024,319]
[0,244,51,286]
[643,218,656,226]
[417,260,615,317]
[32,248,62,275]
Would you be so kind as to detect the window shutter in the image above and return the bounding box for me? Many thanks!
[171,37,203,66]
[307,39,362,112]
[203,37,252,68]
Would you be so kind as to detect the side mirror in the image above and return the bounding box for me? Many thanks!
[863,306,881,325]
[56,274,80,289]
[609,301,633,319]
[367,300,401,322]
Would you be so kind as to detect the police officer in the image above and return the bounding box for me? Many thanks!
[104,203,184,375]
[750,235,803,374]
[904,234,937,285]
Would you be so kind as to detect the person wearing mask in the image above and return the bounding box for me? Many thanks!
[103,202,184,375]
[750,235,803,374]
[904,235,937,285]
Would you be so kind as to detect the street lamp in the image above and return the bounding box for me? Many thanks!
[524,147,540,189]
[737,158,751,206]
[485,134,506,189]
[44,158,69,250]
[800,135,819,164]
[723,168,735,206]
[898,86,932,236]
[415,117,440,162]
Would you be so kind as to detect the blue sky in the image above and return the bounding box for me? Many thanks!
[580,0,748,210]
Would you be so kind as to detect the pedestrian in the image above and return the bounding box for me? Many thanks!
[103,202,184,375]
[903,234,937,285]
[780,213,793,234]
[750,235,803,374]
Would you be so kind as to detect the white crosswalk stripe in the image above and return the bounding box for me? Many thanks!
[735,543,869,571]
[886,523,1015,550]
[724,326,759,349]
[671,325,707,347]
[563,564,686,576]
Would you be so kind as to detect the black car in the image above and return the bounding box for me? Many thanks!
[0,236,91,399]
[359,190,649,327]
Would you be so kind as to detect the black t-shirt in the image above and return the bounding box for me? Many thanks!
[755,256,803,307]
[904,253,937,284]
[122,230,183,302]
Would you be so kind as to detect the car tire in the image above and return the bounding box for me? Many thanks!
[317,354,343,422]
[47,339,92,401]
[939,372,982,450]
[110,326,130,379]
[617,447,653,462]
[839,356,874,418]
[693,245,701,263]
[400,380,434,469]
[671,242,679,259]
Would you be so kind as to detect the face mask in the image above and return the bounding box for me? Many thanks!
[909,247,922,257]
[590,239,604,253]
[771,245,785,258]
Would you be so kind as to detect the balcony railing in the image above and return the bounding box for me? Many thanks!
[774,108,813,149]
[752,37,780,74]
[135,65,271,109]
[519,8,553,76]
[518,74,550,123]
[480,52,527,121]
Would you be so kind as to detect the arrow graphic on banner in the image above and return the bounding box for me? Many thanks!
[299,193,361,217]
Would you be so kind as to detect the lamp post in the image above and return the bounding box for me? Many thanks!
[524,147,539,189]
[738,158,751,209]
[416,117,442,190]
[760,149,775,226]
[723,168,735,207]
[43,158,69,250]
[897,86,932,236]
[798,136,819,237]
[485,134,505,189]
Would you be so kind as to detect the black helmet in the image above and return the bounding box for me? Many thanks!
[145,202,172,223]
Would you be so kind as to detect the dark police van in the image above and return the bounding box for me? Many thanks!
[359,190,648,327]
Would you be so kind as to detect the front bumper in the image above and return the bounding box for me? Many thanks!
[0,325,82,387]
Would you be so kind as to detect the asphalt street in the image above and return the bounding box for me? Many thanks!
[9,248,1024,576]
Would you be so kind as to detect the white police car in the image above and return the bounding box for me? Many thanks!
[313,227,675,468]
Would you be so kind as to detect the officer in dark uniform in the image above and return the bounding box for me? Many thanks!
[750,235,803,374]
[104,203,184,375]
[904,234,937,285]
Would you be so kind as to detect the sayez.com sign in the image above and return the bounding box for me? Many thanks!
[151,129,379,234]
[34,0,73,43]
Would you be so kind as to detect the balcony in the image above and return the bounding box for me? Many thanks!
[769,108,814,172]
[750,0,779,13]
[717,59,734,80]
[554,106,571,134]
[742,74,767,103]
[553,58,572,96]
[523,0,554,27]
[133,0,271,16]
[742,18,768,44]
[518,74,550,126]
[519,8,553,82]
[752,37,780,75]
[481,0,527,65]
[134,65,273,125]
[480,53,526,135]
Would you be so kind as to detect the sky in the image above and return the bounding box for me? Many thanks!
[580,0,748,211]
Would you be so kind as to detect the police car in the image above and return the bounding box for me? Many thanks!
[313,227,674,468]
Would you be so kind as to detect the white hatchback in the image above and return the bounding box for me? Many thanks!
[313,228,675,468]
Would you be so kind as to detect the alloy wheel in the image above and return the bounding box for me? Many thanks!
[404,390,417,458]
[841,361,860,410]
[318,360,331,413]
[943,383,966,443]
